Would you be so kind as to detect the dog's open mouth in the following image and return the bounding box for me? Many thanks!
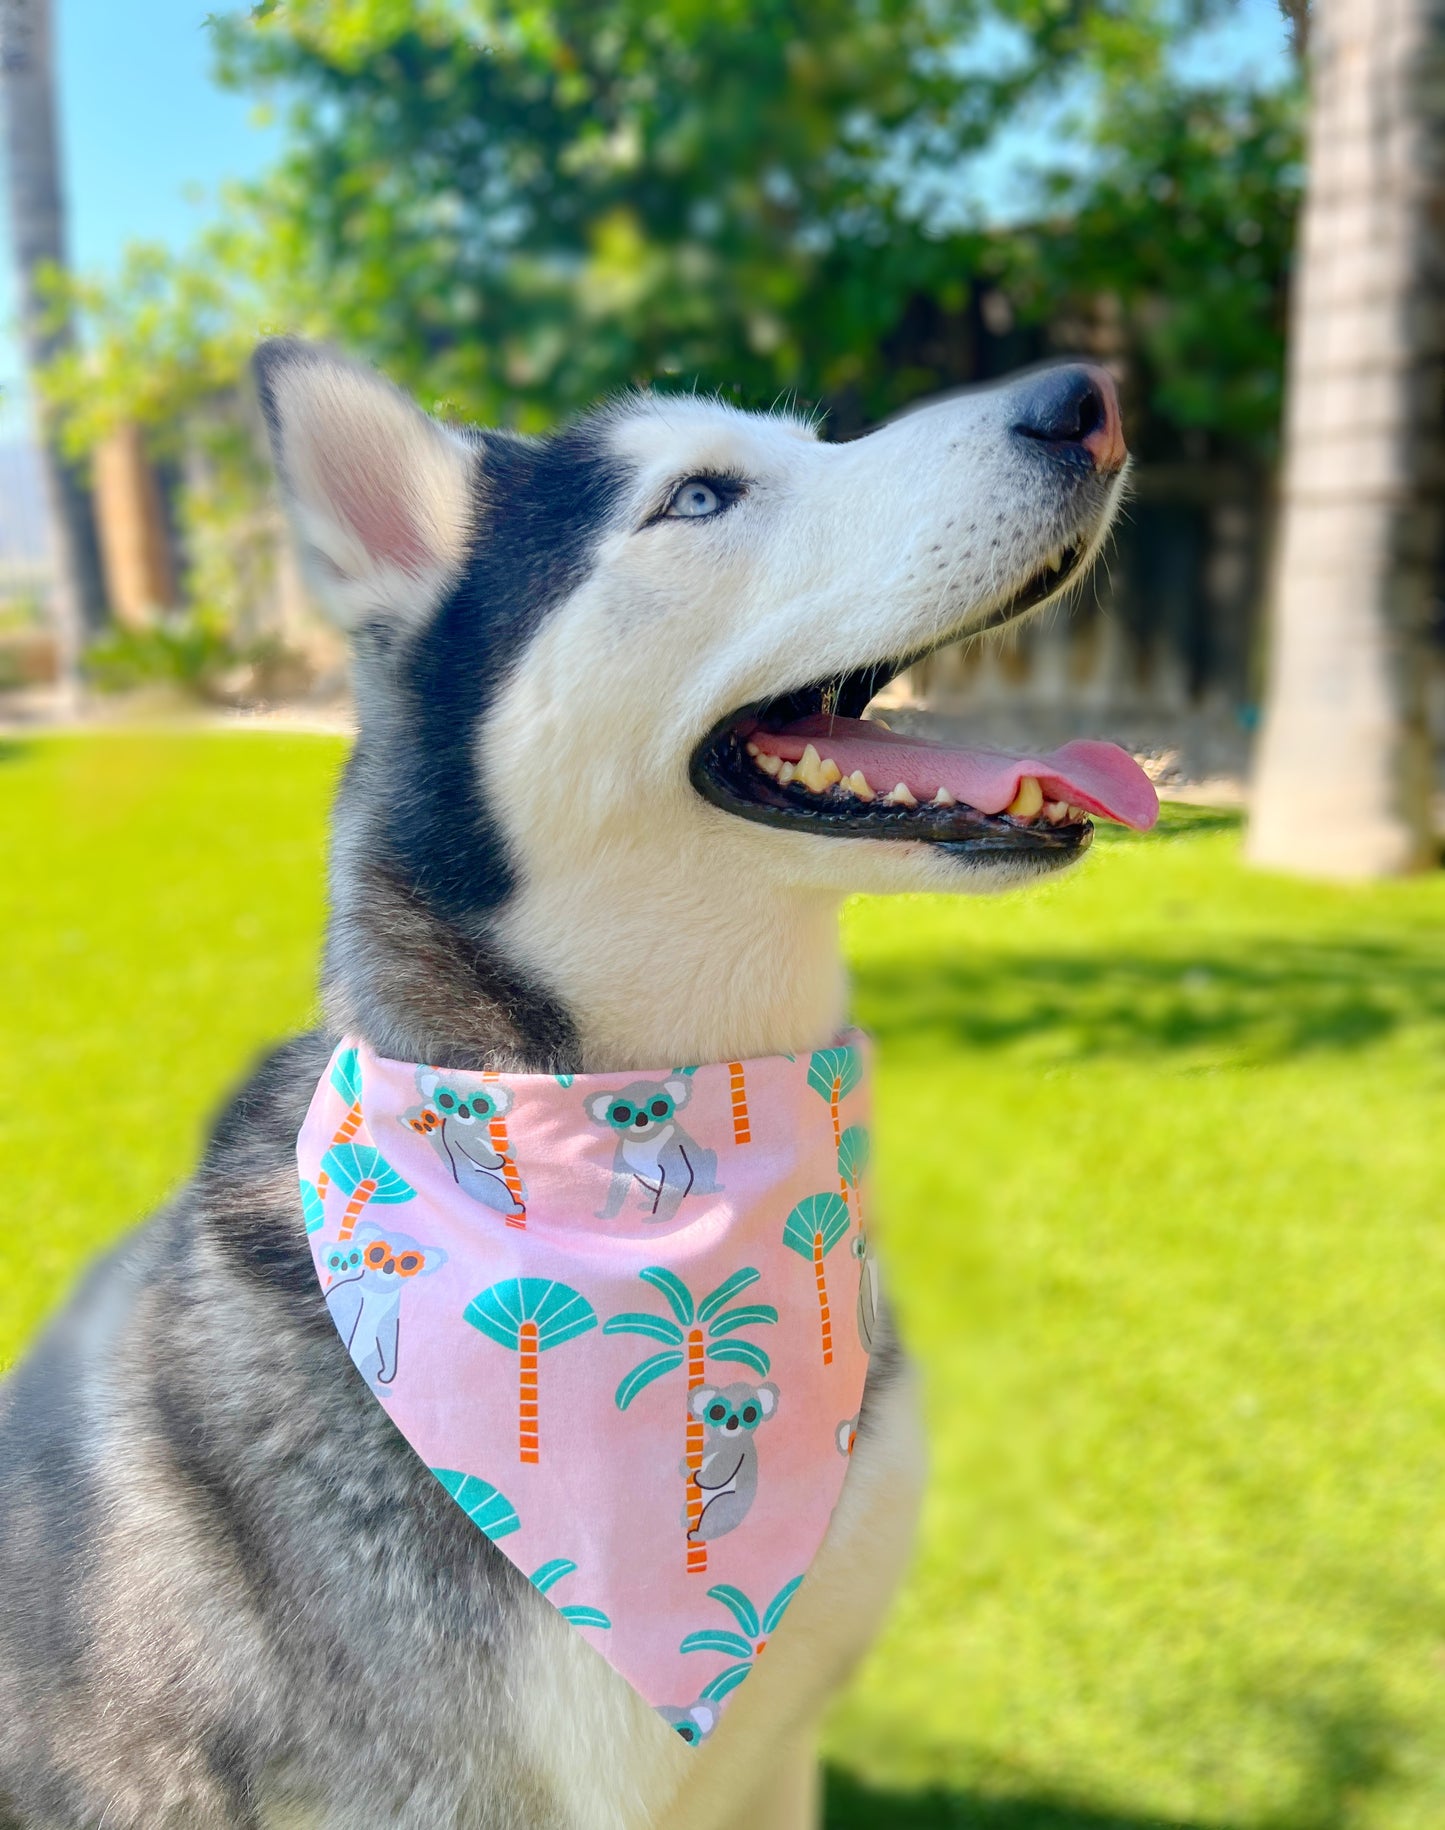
[690,629,1159,861]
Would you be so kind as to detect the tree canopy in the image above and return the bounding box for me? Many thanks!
[41,0,1302,466]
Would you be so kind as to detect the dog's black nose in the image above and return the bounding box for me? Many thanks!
[1011,364,1126,470]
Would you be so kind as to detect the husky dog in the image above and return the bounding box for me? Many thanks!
[0,341,1129,1829]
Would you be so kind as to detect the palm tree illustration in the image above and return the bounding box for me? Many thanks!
[726,1062,751,1144]
[837,1124,869,1224]
[807,1046,862,1211]
[782,1192,850,1365]
[314,1047,365,1201]
[322,1143,416,1242]
[529,1558,612,1630]
[605,1266,776,1575]
[464,1279,598,1463]
[480,1070,527,1223]
[679,1577,803,1701]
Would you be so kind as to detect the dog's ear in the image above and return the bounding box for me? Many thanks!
[252,337,477,634]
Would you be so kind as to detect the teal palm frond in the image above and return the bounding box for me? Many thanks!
[299,1178,325,1234]
[807,1046,861,1104]
[762,1575,804,1635]
[705,1584,761,1638]
[697,1267,760,1322]
[706,1303,778,1338]
[559,1604,611,1629]
[330,1046,362,1103]
[432,1470,520,1540]
[603,1311,685,1346]
[782,1192,850,1258]
[614,1348,685,1411]
[707,1341,771,1377]
[529,1557,577,1596]
[464,1279,598,1351]
[322,1143,414,1204]
[838,1123,870,1186]
[679,1628,755,1659]
[699,1662,753,1702]
[638,1266,695,1326]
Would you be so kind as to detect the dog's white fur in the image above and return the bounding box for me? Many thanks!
[269,357,1122,1828]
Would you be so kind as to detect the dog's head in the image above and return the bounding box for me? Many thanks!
[255,341,1151,906]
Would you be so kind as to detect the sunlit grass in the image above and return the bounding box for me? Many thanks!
[2,732,1443,1829]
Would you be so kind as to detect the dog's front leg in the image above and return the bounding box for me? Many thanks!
[718,1732,821,1830]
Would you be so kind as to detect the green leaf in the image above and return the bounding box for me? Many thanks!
[679,1628,756,1659]
[431,1470,519,1540]
[762,1575,804,1635]
[707,1304,779,1338]
[559,1604,611,1630]
[704,1583,761,1638]
[603,1311,685,1346]
[707,1341,771,1378]
[638,1266,695,1327]
[697,1266,760,1322]
[614,1348,684,1411]
[529,1557,577,1596]
[699,1662,754,1702]
[782,1192,850,1259]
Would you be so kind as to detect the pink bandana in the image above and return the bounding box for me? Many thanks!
[297,1037,876,1745]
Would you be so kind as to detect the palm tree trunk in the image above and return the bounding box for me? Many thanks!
[0,0,107,660]
[1247,0,1444,877]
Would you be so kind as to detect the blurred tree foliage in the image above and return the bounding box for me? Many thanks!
[41,0,1302,488]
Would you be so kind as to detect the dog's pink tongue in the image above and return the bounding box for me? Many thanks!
[754,717,1159,830]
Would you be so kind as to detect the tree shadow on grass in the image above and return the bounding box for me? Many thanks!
[826,1694,1402,1830]
[826,1771,1217,1827]
[856,936,1445,1066]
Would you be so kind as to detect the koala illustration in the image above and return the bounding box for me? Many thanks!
[321,1223,447,1393]
[686,1380,778,1542]
[656,1700,718,1746]
[852,1226,879,1355]
[405,1070,524,1219]
[586,1077,720,1221]
[836,1414,859,1457]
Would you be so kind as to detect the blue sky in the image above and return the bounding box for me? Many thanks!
[0,0,1293,408]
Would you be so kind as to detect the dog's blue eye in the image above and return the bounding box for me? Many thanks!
[668,479,721,519]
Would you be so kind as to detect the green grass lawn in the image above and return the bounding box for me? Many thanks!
[3,731,1443,1829]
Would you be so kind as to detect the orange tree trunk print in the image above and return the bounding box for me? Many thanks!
[321,1143,415,1242]
[465,1279,597,1463]
[316,1046,365,1200]
[727,1062,751,1145]
[605,1266,776,1576]
[782,1193,850,1365]
[808,1047,861,1213]
[481,1071,527,1226]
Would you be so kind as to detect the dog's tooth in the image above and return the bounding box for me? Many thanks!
[746,741,760,758]
[847,770,875,802]
[797,743,828,793]
[756,751,781,776]
[932,787,956,807]
[1068,803,1088,822]
[1043,799,1069,824]
[778,761,796,785]
[886,782,918,807]
[818,756,842,787]
[1006,775,1044,819]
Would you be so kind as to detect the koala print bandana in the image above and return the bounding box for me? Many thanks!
[297,1036,877,1745]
